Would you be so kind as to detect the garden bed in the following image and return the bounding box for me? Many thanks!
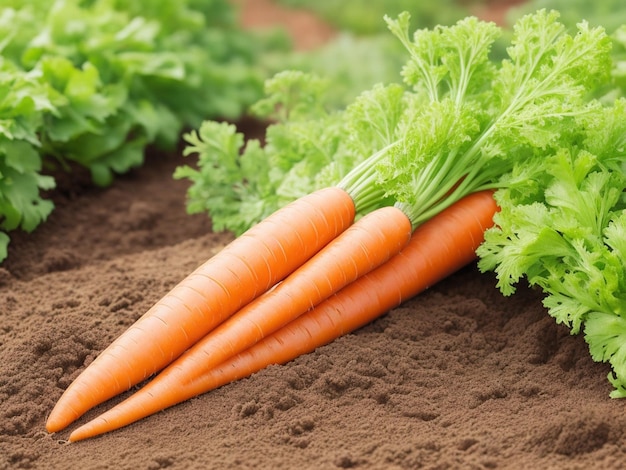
[1,1,626,469]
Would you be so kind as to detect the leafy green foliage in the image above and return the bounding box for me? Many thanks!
[0,0,287,261]
[477,100,626,397]
[180,10,613,229]
[177,71,347,234]
[505,0,626,99]
[0,60,56,259]
[372,9,611,226]
[507,0,626,34]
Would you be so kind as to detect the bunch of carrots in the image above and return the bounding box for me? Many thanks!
[44,10,612,441]
[46,189,498,442]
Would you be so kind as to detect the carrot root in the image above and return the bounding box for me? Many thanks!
[68,191,497,442]
[69,206,412,442]
[46,187,356,433]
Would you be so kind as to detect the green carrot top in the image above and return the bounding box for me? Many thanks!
[477,96,626,397]
[365,9,611,227]
[178,9,614,231]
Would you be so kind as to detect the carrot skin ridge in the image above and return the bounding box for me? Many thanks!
[68,190,497,442]
[46,187,356,433]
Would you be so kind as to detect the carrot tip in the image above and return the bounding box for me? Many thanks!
[68,427,92,443]
[45,417,67,434]
[67,416,114,442]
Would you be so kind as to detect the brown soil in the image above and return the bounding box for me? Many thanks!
[2,2,626,469]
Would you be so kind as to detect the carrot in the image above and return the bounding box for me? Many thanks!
[45,186,356,433]
[67,204,411,434]
[68,190,497,442]
[133,205,411,383]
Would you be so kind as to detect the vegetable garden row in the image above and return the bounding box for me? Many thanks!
[3,0,626,446]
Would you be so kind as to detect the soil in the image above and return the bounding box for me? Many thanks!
[2,2,626,469]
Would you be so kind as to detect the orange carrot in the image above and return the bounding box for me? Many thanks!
[136,205,411,384]
[45,187,356,433]
[68,190,497,442]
